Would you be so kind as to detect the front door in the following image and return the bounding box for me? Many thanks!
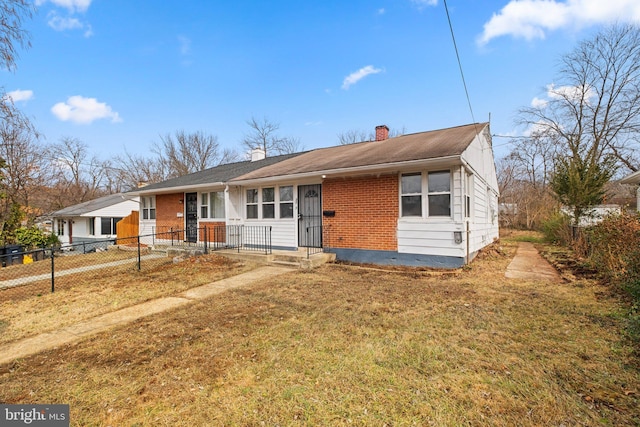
[298,184,322,248]
[185,192,198,243]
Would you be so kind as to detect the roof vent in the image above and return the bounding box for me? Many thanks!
[251,148,266,161]
[375,125,389,141]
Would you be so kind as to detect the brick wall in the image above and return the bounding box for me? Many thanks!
[322,175,398,251]
[156,193,184,231]
[199,221,226,242]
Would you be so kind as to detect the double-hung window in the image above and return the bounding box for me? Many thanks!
[262,188,275,219]
[201,191,225,219]
[279,186,294,218]
[401,173,423,217]
[465,172,473,218]
[427,171,451,217]
[401,170,451,218]
[142,196,156,220]
[246,189,258,219]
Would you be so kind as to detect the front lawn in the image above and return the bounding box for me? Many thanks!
[0,240,638,426]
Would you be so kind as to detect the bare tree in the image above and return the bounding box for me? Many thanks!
[0,0,36,133]
[0,118,47,232]
[112,151,170,190]
[338,129,371,145]
[152,130,239,179]
[242,116,303,155]
[497,132,559,229]
[47,137,106,208]
[337,126,406,145]
[518,24,640,224]
[112,131,239,189]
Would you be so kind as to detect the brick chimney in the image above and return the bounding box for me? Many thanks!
[375,125,389,141]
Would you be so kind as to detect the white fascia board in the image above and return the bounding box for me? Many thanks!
[620,170,640,185]
[229,156,462,186]
[128,182,225,196]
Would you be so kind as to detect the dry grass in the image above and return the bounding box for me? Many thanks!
[0,254,256,345]
[0,240,639,426]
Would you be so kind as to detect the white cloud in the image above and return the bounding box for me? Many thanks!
[178,35,191,55]
[377,8,386,15]
[341,65,383,90]
[546,82,595,102]
[530,83,596,110]
[47,13,93,37]
[51,96,122,124]
[531,97,548,108]
[6,89,34,103]
[36,0,92,13]
[411,0,438,9]
[47,14,82,31]
[478,0,640,45]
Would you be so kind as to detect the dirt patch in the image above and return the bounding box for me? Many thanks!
[0,254,255,345]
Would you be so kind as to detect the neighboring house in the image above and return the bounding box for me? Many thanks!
[561,204,622,226]
[620,170,640,211]
[128,123,499,268]
[50,193,140,246]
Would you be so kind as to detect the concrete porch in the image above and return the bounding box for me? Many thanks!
[160,245,335,269]
[213,248,336,270]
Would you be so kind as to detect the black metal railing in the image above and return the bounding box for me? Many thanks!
[305,225,323,258]
[150,225,272,255]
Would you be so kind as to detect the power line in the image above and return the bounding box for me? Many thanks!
[443,0,478,129]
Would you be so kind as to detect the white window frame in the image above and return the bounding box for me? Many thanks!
[142,196,156,220]
[279,185,294,219]
[427,170,451,217]
[246,189,259,219]
[399,170,453,219]
[465,172,473,218]
[200,191,225,220]
[56,219,65,236]
[246,185,296,220]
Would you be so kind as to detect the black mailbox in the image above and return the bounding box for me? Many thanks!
[323,210,336,217]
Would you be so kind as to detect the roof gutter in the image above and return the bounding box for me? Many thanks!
[127,182,226,196]
[229,156,462,186]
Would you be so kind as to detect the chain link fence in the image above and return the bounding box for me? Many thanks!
[0,225,273,302]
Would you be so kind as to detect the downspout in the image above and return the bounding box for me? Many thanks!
[466,220,470,265]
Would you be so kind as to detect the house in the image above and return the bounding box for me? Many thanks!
[50,193,140,246]
[620,170,640,211]
[129,123,499,268]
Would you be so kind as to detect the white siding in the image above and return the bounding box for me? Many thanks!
[397,220,465,257]
[461,128,499,255]
[396,127,500,262]
[87,200,139,219]
[245,219,297,248]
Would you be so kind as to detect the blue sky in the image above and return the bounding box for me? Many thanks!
[4,0,640,161]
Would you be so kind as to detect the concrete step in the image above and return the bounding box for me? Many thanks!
[270,260,300,268]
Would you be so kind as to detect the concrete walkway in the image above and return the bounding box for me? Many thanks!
[0,265,293,366]
[505,242,560,282]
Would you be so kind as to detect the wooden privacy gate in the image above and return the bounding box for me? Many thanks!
[116,211,139,244]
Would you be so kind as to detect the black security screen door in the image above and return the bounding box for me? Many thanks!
[298,184,322,248]
[185,192,198,243]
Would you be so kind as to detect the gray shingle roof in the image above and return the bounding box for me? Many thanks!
[51,193,138,217]
[132,152,302,193]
